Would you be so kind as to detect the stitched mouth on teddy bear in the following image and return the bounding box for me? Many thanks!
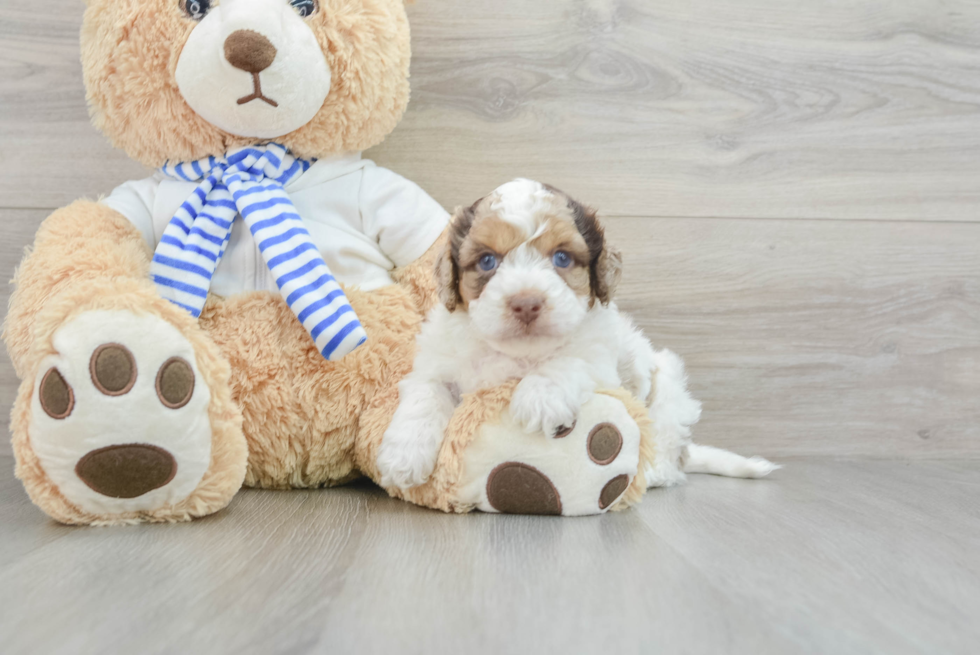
[225,29,279,107]
[237,73,278,107]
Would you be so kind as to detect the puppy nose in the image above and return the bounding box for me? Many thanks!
[224,30,277,73]
[509,292,546,325]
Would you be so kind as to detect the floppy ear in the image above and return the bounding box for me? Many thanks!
[591,244,623,305]
[436,201,480,312]
[558,189,621,306]
[435,243,462,312]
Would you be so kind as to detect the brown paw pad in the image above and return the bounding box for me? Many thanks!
[90,343,137,396]
[75,444,177,499]
[587,423,623,465]
[39,368,74,419]
[486,462,562,515]
[156,357,195,409]
[599,474,630,510]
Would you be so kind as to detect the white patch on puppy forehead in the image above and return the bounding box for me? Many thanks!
[506,242,549,267]
[489,179,554,239]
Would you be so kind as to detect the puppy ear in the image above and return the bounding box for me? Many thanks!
[435,243,462,312]
[591,244,623,305]
[558,189,620,306]
[436,203,478,312]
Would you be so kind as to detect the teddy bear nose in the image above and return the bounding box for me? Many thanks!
[509,292,546,325]
[224,29,277,74]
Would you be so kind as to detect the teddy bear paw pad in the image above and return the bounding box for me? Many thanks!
[458,393,642,516]
[486,462,562,515]
[29,310,213,515]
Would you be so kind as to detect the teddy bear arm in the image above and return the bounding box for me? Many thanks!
[4,200,153,377]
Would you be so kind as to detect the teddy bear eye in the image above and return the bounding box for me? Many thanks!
[181,0,212,20]
[290,0,318,17]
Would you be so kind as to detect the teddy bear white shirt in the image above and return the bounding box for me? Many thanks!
[101,153,449,299]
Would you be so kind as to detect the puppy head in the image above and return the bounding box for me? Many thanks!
[437,179,622,348]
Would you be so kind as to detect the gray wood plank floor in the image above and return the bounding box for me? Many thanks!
[1,456,978,655]
[1,0,978,653]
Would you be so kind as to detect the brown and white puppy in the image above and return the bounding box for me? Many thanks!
[377,179,777,490]
[438,178,623,350]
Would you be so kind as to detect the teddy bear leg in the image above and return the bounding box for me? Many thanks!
[6,202,247,525]
[380,384,655,516]
[199,281,422,490]
[453,389,652,516]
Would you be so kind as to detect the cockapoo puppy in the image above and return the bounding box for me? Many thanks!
[377,179,777,490]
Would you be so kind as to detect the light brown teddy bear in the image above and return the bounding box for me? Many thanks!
[4,0,665,525]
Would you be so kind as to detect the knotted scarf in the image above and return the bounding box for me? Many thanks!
[152,143,366,361]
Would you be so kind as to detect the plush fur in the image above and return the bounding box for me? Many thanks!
[3,0,424,524]
[198,236,443,489]
[82,0,410,167]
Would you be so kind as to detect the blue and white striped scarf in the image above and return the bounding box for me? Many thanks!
[151,143,366,361]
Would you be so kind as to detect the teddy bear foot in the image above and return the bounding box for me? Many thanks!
[26,310,219,520]
[455,392,644,516]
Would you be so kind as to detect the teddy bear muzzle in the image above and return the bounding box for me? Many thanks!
[174,0,332,138]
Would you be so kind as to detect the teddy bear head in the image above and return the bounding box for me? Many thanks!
[81,0,411,167]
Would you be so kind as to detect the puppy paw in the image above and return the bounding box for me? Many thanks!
[510,375,579,438]
[377,422,441,490]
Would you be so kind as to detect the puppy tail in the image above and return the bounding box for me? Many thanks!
[683,444,780,479]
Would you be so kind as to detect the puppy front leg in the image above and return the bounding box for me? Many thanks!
[377,376,456,490]
[511,359,595,438]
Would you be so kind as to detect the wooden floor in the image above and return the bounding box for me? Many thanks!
[1,0,978,653]
[1,455,978,655]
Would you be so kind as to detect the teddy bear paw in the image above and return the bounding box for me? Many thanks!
[29,310,214,516]
[456,392,642,516]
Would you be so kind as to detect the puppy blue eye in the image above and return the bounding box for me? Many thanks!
[181,0,211,20]
[478,253,498,271]
[552,251,572,268]
[290,0,318,17]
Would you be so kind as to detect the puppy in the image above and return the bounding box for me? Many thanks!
[377,179,777,490]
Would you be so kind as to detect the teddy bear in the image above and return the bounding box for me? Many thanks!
[3,0,667,525]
